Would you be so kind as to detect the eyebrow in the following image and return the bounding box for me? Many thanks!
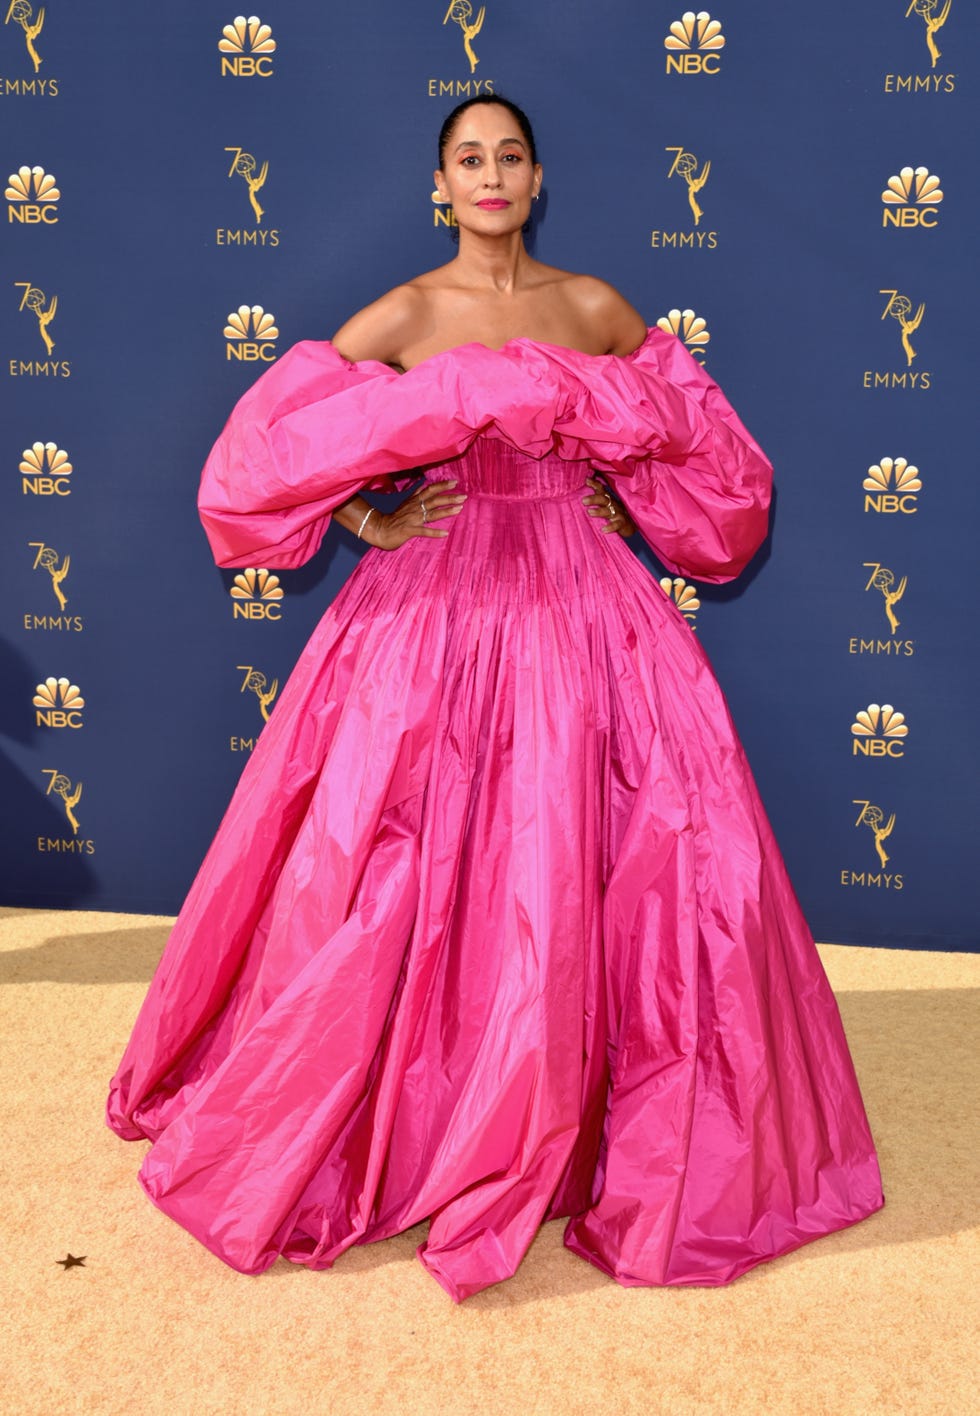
[453,137,528,154]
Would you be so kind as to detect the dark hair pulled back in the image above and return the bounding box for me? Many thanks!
[437,94,538,169]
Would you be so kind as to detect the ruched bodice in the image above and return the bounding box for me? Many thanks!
[429,440,588,501]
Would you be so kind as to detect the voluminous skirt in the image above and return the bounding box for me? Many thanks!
[106,333,884,1299]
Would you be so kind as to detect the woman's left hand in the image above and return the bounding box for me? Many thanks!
[583,476,636,536]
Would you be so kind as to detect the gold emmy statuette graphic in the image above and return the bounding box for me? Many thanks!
[863,457,921,513]
[224,305,279,362]
[444,1,484,75]
[15,281,56,353]
[666,148,710,226]
[33,676,84,728]
[664,11,725,73]
[881,166,943,227]
[30,541,69,610]
[4,1,44,73]
[851,702,908,757]
[880,289,924,368]
[657,308,710,362]
[20,442,72,495]
[226,148,268,225]
[43,768,82,835]
[659,576,701,626]
[6,165,59,222]
[239,665,279,722]
[219,15,276,75]
[907,0,952,70]
[864,562,907,634]
[854,799,896,870]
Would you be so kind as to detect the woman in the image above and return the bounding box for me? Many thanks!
[107,97,884,1301]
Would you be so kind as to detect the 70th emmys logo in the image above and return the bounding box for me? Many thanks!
[851,702,908,757]
[854,800,897,870]
[30,540,69,609]
[219,15,275,76]
[659,576,701,627]
[882,166,943,227]
[881,289,924,368]
[863,562,907,635]
[864,457,920,514]
[224,305,278,361]
[14,280,56,351]
[652,147,717,251]
[657,308,710,363]
[907,1,952,68]
[4,1,44,72]
[230,568,283,619]
[20,441,71,495]
[664,12,725,74]
[6,165,58,222]
[444,2,484,74]
[43,768,82,834]
[238,664,279,720]
[34,676,84,728]
[226,147,268,225]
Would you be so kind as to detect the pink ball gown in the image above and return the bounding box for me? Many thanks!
[106,328,884,1300]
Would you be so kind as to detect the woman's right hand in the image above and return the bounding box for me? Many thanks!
[368,479,467,550]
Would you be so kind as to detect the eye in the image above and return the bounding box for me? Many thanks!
[459,154,481,166]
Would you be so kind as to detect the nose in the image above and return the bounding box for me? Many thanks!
[483,159,502,187]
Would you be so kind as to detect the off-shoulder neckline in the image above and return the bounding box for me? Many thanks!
[333,326,663,378]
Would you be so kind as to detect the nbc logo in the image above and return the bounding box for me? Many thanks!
[230,567,284,620]
[851,702,907,758]
[659,576,701,626]
[224,305,278,362]
[219,15,276,76]
[881,166,943,227]
[863,457,920,514]
[20,442,71,495]
[34,676,84,729]
[6,165,59,223]
[664,11,725,74]
[657,308,710,362]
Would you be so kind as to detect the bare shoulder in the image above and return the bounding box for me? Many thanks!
[331,283,429,366]
[561,273,648,354]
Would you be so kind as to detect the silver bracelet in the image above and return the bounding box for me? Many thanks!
[356,507,375,540]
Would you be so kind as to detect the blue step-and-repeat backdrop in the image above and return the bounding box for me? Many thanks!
[1,3,976,950]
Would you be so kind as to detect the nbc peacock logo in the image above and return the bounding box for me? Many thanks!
[863,457,921,514]
[224,305,278,362]
[881,166,943,228]
[664,11,725,74]
[34,676,84,729]
[20,441,71,495]
[230,567,284,620]
[657,308,710,363]
[851,702,908,758]
[6,165,59,223]
[659,576,701,627]
[219,15,276,76]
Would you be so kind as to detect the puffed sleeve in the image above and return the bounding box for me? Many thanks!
[196,339,565,568]
[544,329,773,584]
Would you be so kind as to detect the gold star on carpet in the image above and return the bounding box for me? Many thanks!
[55,1254,86,1270]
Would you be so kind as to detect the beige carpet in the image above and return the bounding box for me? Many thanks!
[1,907,977,1416]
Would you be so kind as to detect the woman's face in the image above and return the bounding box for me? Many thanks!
[434,104,542,236]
